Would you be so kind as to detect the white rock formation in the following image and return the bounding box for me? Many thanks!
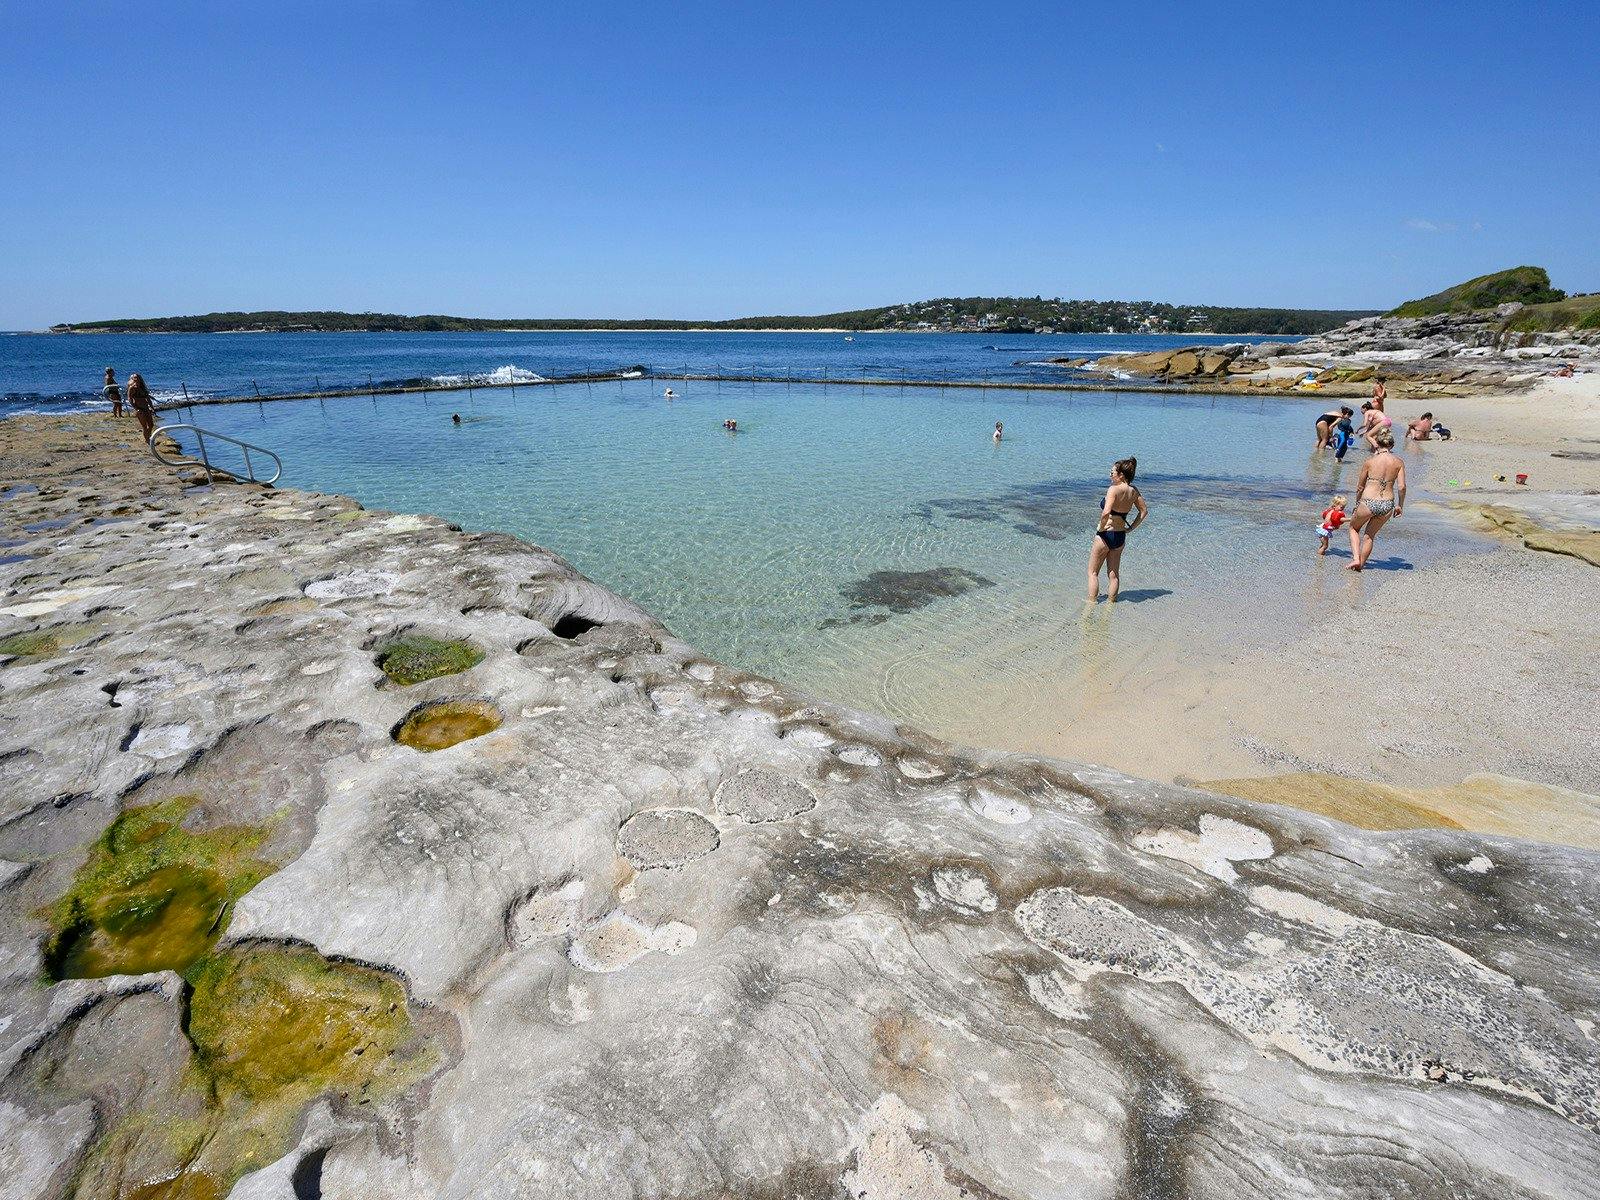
[1,417,1598,1199]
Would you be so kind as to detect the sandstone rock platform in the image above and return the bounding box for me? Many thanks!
[3,416,1598,1199]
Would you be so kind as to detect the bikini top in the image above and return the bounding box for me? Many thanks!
[1108,508,1131,519]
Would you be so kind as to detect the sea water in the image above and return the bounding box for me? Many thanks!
[155,376,1485,746]
[0,329,1251,414]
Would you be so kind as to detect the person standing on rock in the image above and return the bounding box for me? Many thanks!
[126,373,156,443]
[1087,456,1147,603]
[1346,428,1404,571]
[1372,376,1387,412]
[103,367,124,417]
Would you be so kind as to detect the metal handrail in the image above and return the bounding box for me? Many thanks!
[150,423,282,486]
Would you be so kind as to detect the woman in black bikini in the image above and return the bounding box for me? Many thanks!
[1314,405,1353,450]
[126,373,156,443]
[1087,456,1147,602]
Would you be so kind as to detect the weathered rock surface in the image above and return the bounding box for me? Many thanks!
[4,416,1600,1199]
[1091,304,1598,397]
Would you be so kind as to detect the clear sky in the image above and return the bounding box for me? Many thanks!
[2,0,1596,329]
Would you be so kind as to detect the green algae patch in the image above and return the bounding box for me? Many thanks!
[0,621,99,661]
[377,635,484,686]
[45,797,275,980]
[75,944,437,1200]
[394,698,501,750]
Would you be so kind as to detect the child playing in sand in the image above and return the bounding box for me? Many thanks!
[1317,495,1348,556]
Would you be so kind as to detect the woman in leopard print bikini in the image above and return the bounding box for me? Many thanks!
[1346,427,1405,571]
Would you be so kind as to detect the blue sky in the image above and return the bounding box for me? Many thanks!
[2,1,1595,328]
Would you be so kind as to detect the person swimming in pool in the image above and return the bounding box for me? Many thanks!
[1086,456,1147,603]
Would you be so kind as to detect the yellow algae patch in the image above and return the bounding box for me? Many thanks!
[186,945,429,1106]
[44,797,274,980]
[394,699,501,751]
[1198,772,1600,851]
[125,1173,223,1200]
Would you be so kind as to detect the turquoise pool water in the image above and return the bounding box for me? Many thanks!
[178,378,1482,743]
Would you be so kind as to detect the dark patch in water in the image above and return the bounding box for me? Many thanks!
[823,567,995,630]
[818,611,890,630]
[922,472,1318,541]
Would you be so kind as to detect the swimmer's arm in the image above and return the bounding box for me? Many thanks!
[1129,489,1148,531]
[1097,487,1114,531]
[1395,462,1407,516]
[1354,460,1370,498]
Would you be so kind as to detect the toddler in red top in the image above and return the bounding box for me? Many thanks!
[1318,495,1348,556]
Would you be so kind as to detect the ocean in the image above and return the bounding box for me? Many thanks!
[0,329,1251,415]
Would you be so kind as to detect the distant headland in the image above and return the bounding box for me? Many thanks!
[49,296,1379,337]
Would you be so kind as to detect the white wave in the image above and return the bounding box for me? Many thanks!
[429,364,547,387]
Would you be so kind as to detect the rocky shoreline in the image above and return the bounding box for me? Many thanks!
[3,415,1599,1198]
[1076,303,1599,398]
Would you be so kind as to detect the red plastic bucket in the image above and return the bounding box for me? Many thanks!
[1516,473,1529,485]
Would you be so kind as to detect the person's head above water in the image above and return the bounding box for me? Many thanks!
[452,413,461,424]
[1372,428,1395,449]
[1112,456,1137,483]
[1340,405,1354,416]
